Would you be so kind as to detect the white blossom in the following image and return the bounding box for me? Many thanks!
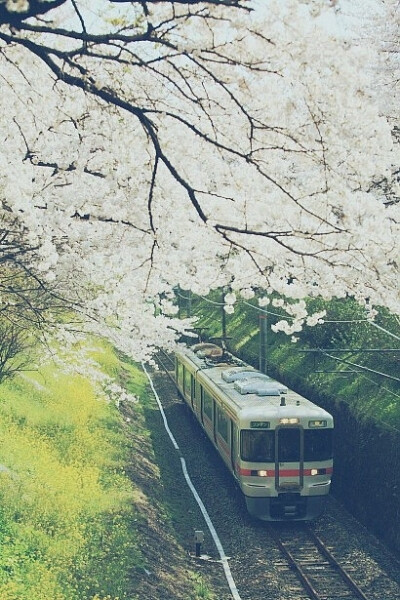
[224,304,235,315]
[5,0,29,12]
[0,0,398,358]
[258,297,271,308]
[224,292,237,306]
[306,311,327,326]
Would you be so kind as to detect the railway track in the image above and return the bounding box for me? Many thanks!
[270,524,370,600]
[155,349,175,374]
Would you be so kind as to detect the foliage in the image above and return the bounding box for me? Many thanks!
[187,292,400,428]
[190,573,216,600]
[0,0,398,360]
[0,340,148,600]
[0,217,70,331]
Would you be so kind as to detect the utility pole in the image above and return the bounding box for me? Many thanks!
[259,314,267,374]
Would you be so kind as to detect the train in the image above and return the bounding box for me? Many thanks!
[175,342,333,521]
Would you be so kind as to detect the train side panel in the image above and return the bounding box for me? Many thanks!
[175,353,240,476]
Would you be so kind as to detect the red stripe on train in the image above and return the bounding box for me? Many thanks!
[239,467,333,477]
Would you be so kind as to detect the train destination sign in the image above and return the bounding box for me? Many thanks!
[250,421,270,429]
[308,420,327,428]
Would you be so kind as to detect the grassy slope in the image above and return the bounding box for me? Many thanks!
[0,336,226,600]
[0,340,146,599]
[0,339,198,600]
[187,294,400,429]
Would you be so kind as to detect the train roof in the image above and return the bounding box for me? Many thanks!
[176,345,333,426]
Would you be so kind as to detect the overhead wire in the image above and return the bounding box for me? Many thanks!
[177,291,400,432]
[321,351,400,383]
[190,300,400,432]
[198,293,399,335]
[368,321,400,341]
[181,292,399,383]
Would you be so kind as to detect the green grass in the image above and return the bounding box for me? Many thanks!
[190,573,216,600]
[186,293,400,428]
[0,334,224,599]
[0,339,148,600]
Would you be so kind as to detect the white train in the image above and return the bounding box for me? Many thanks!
[175,343,333,521]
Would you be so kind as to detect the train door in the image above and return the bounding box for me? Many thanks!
[216,406,231,465]
[200,386,204,425]
[275,426,304,491]
[190,375,195,410]
[183,368,196,409]
[201,388,215,440]
[190,375,197,412]
[231,422,239,474]
[176,360,183,392]
[213,400,217,444]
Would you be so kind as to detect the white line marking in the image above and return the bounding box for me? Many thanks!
[142,362,242,600]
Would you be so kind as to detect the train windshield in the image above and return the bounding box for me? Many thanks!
[241,428,333,463]
[277,428,333,462]
[304,429,333,461]
[241,430,274,462]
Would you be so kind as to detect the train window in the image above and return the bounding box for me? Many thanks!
[217,407,229,442]
[277,428,300,462]
[203,390,214,420]
[184,368,191,396]
[304,429,333,461]
[241,430,274,462]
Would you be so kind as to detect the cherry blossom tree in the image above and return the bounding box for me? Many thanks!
[0,0,398,359]
[375,0,400,206]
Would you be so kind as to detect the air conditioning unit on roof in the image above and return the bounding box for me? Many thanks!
[234,378,287,396]
[221,367,258,383]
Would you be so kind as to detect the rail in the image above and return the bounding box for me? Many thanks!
[270,524,371,600]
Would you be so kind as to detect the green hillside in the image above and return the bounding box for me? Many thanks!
[178,292,400,553]
[0,340,149,600]
[180,293,400,429]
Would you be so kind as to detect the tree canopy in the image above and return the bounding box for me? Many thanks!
[0,0,398,358]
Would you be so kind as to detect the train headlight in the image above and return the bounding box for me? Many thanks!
[257,470,268,477]
[251,470,269,477]
[310,468,327,476]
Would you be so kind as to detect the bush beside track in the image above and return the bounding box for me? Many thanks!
[180,293,400,556]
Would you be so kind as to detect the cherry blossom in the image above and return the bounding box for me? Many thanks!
[0,0,398,360]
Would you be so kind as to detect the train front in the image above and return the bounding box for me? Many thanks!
[237,395,333,521]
